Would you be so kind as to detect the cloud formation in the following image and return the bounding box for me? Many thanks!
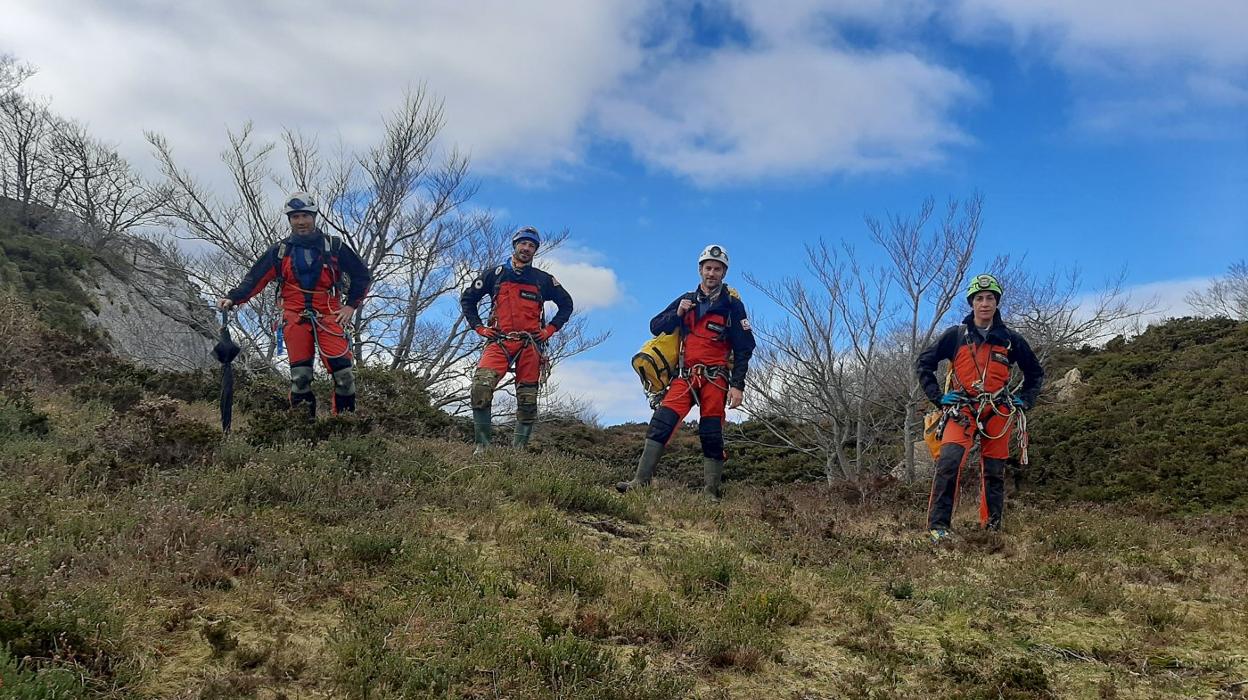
[540,245,623,312]
[2,0,1242,186]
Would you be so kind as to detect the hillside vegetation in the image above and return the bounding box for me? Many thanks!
[1030,317,1248,512]
[2,296,1247,698]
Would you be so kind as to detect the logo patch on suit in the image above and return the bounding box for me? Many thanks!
[740,319,751,331]
[473,279,484,290]
[552,277,561,287]
[519,290,540,302]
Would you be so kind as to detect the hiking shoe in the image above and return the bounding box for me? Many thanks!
[928,528,953,544]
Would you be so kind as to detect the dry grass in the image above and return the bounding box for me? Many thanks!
[2,390,1246,699]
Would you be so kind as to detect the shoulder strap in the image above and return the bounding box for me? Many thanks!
[327,236,343,294]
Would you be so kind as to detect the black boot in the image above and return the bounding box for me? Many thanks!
[290,391,316,421]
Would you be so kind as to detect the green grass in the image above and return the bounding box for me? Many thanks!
[0,383,1245,698]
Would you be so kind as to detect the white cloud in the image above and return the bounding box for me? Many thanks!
[548,359,653,425]
[540,244,623,312]
[597,46,976,184]
[945,0,1248,134]
[1117,276,1210,322]
[948,0,1248,71]
[1,0,650,179]
[5,0,1240,190]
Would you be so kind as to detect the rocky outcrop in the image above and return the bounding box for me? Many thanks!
[1051,367,1083,402]
[82,236,216,371]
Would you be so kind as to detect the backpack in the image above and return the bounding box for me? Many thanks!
[631,286,741,407]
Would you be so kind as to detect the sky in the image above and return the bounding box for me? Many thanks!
[3,0,1245,424]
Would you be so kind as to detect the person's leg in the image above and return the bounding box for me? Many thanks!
[979,412,1013,530]
[695,380,729,500]
[512,343,542,448]
[284,317,317,419]
[927,414,974,531]
[312,314,356,414]
[616,378,693,492]
[471,344,508,451]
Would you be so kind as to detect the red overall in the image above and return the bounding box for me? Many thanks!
[657,307,732,454]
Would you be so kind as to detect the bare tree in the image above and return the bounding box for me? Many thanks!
[744,241,896,483]
[1185,260,1247,320]
[48,119,168,249]
[0,92,61,219]
[148,87,604,407]
[868,194,982,482]
[0,54,34,98]
[1004,264,1157,363]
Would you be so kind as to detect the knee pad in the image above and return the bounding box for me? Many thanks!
[471,368,498,410]
[516,382,539,424]
[698,416,724,459]
[290,363,315,394]
[331,366,356,396]
[645,406,680,444]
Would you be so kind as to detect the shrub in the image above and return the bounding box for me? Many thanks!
[0,394,49,437]
[0,644,87,699]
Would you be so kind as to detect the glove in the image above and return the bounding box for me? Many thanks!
[475,326,499,340]
[538,325,556,342]
[1011,396,1027,410]
[939,392,965,406]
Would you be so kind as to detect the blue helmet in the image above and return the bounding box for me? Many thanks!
[512,226,541,249]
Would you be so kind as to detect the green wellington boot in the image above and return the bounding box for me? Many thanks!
[616,439,664,493]
[472,408,492,456]
[702,457,725,501]
[512,422,534,449]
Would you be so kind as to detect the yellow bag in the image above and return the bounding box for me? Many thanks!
[922,370,956,460]
[631,331,681,400]
[923,410,943,460]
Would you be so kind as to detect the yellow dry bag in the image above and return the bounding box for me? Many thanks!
[631,331,681,404]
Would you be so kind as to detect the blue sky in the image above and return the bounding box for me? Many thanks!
[3,1,1245,424]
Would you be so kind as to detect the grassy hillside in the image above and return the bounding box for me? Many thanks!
[1029,317,1248,513]
[3,341,1246,698]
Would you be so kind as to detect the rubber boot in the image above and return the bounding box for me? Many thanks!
[616,439,663,493]
[702,457,725,501]
[512,422,534,449]
[472,408,492,456]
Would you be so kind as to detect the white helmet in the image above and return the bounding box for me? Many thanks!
[698,244,729,269]
[283,191,318,216]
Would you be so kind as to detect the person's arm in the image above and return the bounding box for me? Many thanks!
[542,272,574,332]
[460,267,495,330]
[1011,331,1046,409]
[338,242,372,309]
[915,327,959,406]
[727,298,756,390]
[650,294,691,336]
[225,245,280,306]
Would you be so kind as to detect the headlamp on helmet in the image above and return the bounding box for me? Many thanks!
[966,274,1003,304]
